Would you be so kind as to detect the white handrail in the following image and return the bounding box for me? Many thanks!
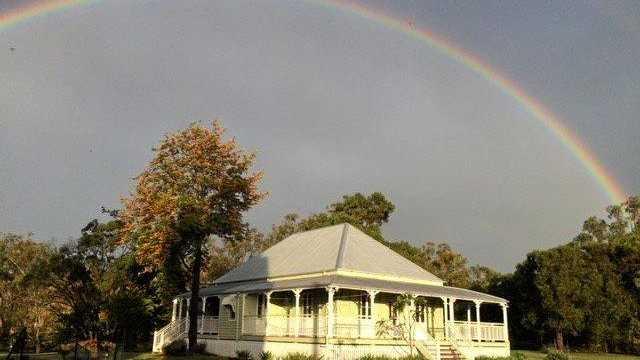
[445,322,474,360]
[153,318,188,352]
[452,321,505,342]
[415,328,441,360]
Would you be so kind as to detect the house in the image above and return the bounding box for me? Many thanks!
[153,223,510,359]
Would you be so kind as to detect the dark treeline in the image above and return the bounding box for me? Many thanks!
[1,122,638,355]
[487,198,640,354]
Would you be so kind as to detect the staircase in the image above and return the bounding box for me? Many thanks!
[152,318,188,353]
[415,332,467,360]
[437,341,465,360]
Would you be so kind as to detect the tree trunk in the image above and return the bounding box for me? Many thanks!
[187,237,203,351]
[35,326,41,354]
[554,328,564,352]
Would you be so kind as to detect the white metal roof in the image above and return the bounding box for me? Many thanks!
[184,274,506,304]
[215,223,443,284]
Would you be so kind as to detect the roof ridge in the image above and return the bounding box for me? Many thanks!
[335,223,349,269]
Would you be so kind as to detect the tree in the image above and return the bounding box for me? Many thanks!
[494,197,640,353]
[266,192,479,288]
[266,192,395,244]
[0,233,54,352]
[535,245,592,351]
[469,265,500,292]
[28,243,102,356]
[386,241,471,288]
[76,218,158,349]
[328,192,395,240]
[375,294,426,356]
[579,242,637,352]
[491,254,546,349]
[119,121,265,350]
[574,216,609,244]
[204,227,268,282]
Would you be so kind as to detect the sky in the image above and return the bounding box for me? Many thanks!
[1,0,639,272]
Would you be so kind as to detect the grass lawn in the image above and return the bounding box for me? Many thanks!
[514,350,640,359]
[0,353,59,360]
[124,353,225,360]
[127,351,640,360]
[3,351,638,360]
[125,351,640,360]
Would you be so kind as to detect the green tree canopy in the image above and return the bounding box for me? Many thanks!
[0,233,54,352]
[119,121,266,350]
[266,192,395,244]
[265,192,479,288]
[490,194,640,353]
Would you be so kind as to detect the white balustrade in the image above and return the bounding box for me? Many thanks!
[333,315,375,339]
[239,315,506,342]
[152,318,188,352]
[201,316,219,334]
[299,315,327,337]
[452,321,505,342]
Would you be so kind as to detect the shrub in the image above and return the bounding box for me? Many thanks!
[398,356,423,360]
[358,356,425,360]
[259,351,274,360]
[545,350,569,360]
[190,342,206,354]
[475,354,525,360]
[280,353,323,360]
[236,350,254,360]
[58,348,71,360]
[162,339,187,356]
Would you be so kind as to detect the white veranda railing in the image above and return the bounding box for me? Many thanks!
[445,322,475,360]
[198,315,220,334]
[152,318,187,352]
[452,321,506,342]
[152,316,220,353]
[243,315,376,338]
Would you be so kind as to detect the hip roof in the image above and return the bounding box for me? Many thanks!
[215,223,443,285]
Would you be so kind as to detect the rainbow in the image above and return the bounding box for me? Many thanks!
[1,0,627,204]
[0,0,98,31]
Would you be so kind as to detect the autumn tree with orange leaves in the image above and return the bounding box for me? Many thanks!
[119,121,265,350]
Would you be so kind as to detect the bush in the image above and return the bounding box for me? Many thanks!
[545,350,569,360]
[236,350,254,360]
[358,355,423,360]
[280,353,323,360]
[191,342,206,354]
[162,339,187,356]
[259,351,274,360]
[475,354,525,360]
[58,348,71,360]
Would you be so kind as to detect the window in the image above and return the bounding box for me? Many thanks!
[206,297,220,317]
[257,294,265,318]
[302,292,319,316]
[415,303,426,323]
[224,304,236,320]
[359,293,371,318]
[389,303,398,325]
